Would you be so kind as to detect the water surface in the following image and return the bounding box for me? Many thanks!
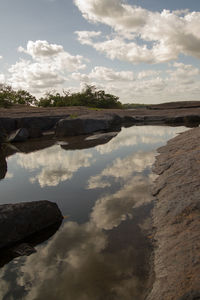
[0,125,186,300]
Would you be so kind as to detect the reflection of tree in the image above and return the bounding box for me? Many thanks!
[0,149,7,180]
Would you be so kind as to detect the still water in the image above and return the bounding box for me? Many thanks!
[0,125,186,300]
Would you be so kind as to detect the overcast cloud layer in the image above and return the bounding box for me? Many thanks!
[0,0,200,103]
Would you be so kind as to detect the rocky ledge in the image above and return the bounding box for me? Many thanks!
[1,105,200,143]
[148,127,200,300]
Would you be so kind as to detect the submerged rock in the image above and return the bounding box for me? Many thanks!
[0,200,63,249]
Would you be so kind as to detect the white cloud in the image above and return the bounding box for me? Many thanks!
[8,60,65,92]
[73,66,134,82]
[18,40,64,59]
[9,40,87,93]
[0,56,2,60]
[75,0,200,63]
[76,30,101,45]
[137,70,161,80]
[71,62,200,104]
[0,74,5,84]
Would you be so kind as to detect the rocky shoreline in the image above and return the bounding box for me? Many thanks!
[1,105,200,143]
[148,127,200,300]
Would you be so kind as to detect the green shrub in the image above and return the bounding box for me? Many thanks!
[37,85,122,109]
[0,84,36,107]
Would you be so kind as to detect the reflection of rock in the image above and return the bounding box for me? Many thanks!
[0,150,7,180]
[55,114,121,137]
[60,131,119,150]
[0,201,63,249]
[0,220,62,268]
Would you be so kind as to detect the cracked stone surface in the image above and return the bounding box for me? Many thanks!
[148,127,200,300]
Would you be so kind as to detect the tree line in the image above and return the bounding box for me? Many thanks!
[0,84,123,109]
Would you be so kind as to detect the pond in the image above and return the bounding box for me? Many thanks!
[0,125,186,300]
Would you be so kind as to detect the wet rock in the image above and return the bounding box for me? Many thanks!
[55,114,121,137]
[0,151,7,180]
[12,243,36,256]
[0,200,63,249]
[7,128,29,143]
[0,220,62,267]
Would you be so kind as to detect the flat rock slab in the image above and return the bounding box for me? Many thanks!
[148,127,200,300]
[0,200,63,249]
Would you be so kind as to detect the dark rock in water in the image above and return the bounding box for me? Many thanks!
[0,200,63,249]
[0,151,7,180]
[12,243,37,256]
[55,114,121,137]
[7,128,29,143]
[0,220,62,267]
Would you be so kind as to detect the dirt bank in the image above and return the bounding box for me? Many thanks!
[148,127,200,300]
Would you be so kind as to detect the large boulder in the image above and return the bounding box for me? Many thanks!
[7,128,29,143]
[16,116,68,132]
[0,200,63,249]
[55,114,121,137]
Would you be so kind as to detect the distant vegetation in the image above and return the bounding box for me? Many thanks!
[0,84,122,109]
[122,103,148,109]
[0,84,36,107]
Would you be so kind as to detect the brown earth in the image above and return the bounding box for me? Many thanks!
[148,127,200,300]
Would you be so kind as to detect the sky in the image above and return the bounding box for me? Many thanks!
[0,0,200,104]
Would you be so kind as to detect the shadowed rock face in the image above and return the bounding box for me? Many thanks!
[0,201,63,249]
[148,127,200,300]
[0,220,62,268]
[0,151,7,180]
[55,114,121,137]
